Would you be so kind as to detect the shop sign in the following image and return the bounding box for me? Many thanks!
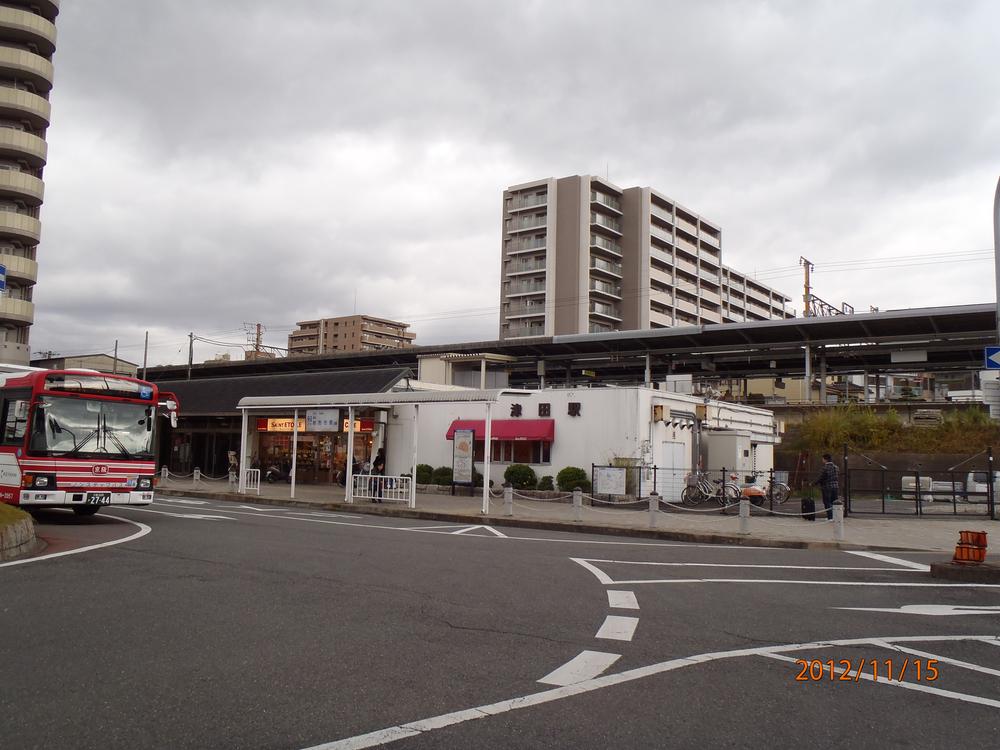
[342,418,375,433]
[452,428,474,485]
[306,409,341,431]
[257,418,306,432]
[594,466,627,495]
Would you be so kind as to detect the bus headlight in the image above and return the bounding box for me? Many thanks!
[23,473,56,489]
[137,477,152,490]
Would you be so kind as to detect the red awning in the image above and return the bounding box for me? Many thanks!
[445,419,555,442]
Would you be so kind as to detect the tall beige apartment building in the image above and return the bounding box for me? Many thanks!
[287,315,416,356]
[0,1,58,364]
[500,175,792,339]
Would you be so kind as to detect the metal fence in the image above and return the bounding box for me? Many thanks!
[589,464,789,507]
[351,474,412,504]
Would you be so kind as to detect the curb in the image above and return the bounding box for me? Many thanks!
[929,561,1000,583]
[0,514,38,561]
[156,489,933,552]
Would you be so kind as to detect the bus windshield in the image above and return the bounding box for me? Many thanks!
[28,395,155,459]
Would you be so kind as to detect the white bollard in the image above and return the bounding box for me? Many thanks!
[193,468,201,487]
[504,484,513,517]
[160,466,169,482]
[228,470,237,490]
[573,488,582,522]
[739,497,750,535]
[648,492,659,528]
[833,500,845,541]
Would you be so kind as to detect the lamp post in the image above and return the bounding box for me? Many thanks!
[994,176,1000,343]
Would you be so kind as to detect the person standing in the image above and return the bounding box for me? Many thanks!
[814,453,839,520]
[371,448,386,503]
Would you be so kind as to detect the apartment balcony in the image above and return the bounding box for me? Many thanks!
[649,223,674,245]
[0,47,54,95]
[674,255,697,277]
[0,253,36,284]
[650,203,674,226]
[0,295,33,324]
[675,297,698,316]
[700,231,721,248]
[700,286,721,305]
[0,209,39,244]
[590,233,622,257]
[505,301,546,319]
[0,86,50,130]
[0,6,57,56]
[506,258,546,276]
[589,278,622,300]
[0,169,42,206]
[588,322,615,334]
[589,255,622,278]
[590,190,622,214]
[0,338,28,365]
[505,323,546,338]
[506,238,546,255]
[649,308,673,327]
[507,193,547,212]
[590,211,622,235]
[507,280,546,296]
[675,214,698,235]
[506,214,547,234]
[361,322,416,340]
[589,300,622,321]
[674,233,698,254]
[0,127,46,169]
[649,266,673,289]
[675,278,698,296]
[698,268,720,286]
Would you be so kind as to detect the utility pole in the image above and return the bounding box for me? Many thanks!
[112,339,118,374]
[141,331,148,380]
[994,175,1000,344]
[255,323,263,354]
[799,257,814,317]
[187,332,193,380]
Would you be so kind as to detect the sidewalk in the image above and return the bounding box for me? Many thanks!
[155,478,1000,553]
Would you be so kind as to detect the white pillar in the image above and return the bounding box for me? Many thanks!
[833,500,845,541]
[644,353,651,386]
[290,408,299,500]
[804,344,812,403]
[504,484,513,517]
[819,351,827,404]
[238,408,248,494]
[410,404,419,509]
[482,401,492,515]
[648,492,659,528]
[480,358,487,390]
[346,406,355,503]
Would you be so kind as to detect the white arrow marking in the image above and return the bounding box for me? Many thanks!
[125,508,233,521]
[451,525,508,538]
[871,641,1000,677]
[538,651,621,686]
[988,349,1000,368]
[837,604,1000,616]
[233,505,284,511]
[158,498,208,506]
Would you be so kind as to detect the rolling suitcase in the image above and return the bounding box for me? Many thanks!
[801,496,816,521]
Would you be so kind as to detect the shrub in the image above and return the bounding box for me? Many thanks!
[557,466,591,492]
[537,475,554,491]
[431,466,453,485]
[504,464,537,490]
[416,463,434,484]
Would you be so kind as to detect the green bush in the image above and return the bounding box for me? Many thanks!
[431,466,453,485]
[416,463,433,484]
[556,466,591,492]
[537,475,554,491]
[504,464,537,489]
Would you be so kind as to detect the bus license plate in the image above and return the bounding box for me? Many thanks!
[87,493,112,505]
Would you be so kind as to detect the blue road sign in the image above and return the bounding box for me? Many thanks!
[985,346,1000,369]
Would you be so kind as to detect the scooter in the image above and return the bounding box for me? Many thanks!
[264,464,292,483]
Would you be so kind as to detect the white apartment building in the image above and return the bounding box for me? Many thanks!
[500,175,792,339]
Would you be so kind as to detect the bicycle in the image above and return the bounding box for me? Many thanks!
[681,471,741,507]
[746,472,791,506]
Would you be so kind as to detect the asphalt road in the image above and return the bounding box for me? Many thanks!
[3,497,999,749]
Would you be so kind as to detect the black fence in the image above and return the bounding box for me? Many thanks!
[844,450,997,518]
[589,464,791,509]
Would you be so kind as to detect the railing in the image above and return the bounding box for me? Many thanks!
[589,301,621,319]
[590,234,622,256]
[242,469,261,495]
[508,280,546,295]
[507,238,547,253]
[506,301,546,316]
[506,323,546,338]
[507,215,547,232]
[507,259,546,274]
[590,212,622,233]
[351,474,412,505]
[589,279,622,298]
[590,190,622,212]
[590,256,622,275]
[508,193,547,210]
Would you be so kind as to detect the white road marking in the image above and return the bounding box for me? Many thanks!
[290,512,363,519]
[581,557,921,572]
[570,558,999,588]
[872,640,1000,677]
[761,652,1000,709]
[158,498,208,506]
[124,508,233,521]
[595,615,639,641]
[538,651,621,686]
[837,604,1000,616]
[231,505,285,511]
[846,551,931,571]
[299,635,1000,750]
[0,515,151,568]
[451,525,508,538]
[607,590,639,610]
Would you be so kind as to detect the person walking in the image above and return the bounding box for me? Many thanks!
[814,453,839,521]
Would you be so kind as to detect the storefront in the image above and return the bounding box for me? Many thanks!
[254,413,384,484]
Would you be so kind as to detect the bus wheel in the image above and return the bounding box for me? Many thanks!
[73,506,100,517]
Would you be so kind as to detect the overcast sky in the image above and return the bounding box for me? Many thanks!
[31,0,1000,367]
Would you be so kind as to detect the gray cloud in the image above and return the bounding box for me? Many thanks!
[30,0,1000,363]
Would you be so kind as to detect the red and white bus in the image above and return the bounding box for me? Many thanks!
[0,367,179,516]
